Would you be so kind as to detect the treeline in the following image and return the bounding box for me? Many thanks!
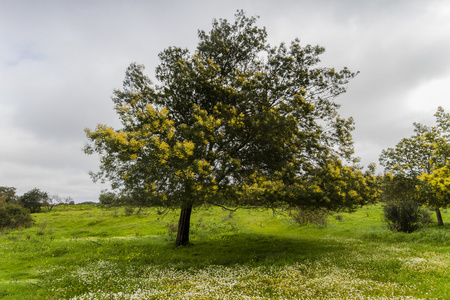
[0,186,74,229]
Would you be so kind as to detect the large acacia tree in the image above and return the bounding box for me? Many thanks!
[85,11,376,246]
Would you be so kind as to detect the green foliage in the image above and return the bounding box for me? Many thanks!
[0,186,18,204]
[379,122,437,204]
[124,206,135,216]
[380,107,450,225]
[379,173,418,203]
[383,201,431,233]
[19,188,49,213]
[98,191,117,206]
[0,203,34,229]
[280,161,380,212]
[379,124,439,178]
[418,165,450,209]
[85,11,375,244]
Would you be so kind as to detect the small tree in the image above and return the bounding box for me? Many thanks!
[380,107,450,226]
[62,196,74,209]
[99,191,118,206]
[42,194,61,212]
[0,186,18,204]
[418,165,450,223]
[19,188,49,213]
[53,194,63,205]
[86,11,376,246]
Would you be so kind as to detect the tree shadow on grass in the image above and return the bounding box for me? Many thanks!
[146,233,346,268]
[52,231,347,270]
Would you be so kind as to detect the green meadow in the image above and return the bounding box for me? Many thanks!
[0,204,449,299]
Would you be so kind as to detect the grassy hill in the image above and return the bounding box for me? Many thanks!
[0,204,449,299]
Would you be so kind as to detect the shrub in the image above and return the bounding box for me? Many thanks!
[0,203,34,229]
[383,201,431,233]
[124,206,134,216]
[291,207,328,226]
[334,214,344,222]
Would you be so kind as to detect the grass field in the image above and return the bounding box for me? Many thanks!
[0,204,449,299]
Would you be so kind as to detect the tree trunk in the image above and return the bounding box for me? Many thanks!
[175,203,193,246]
[435,208,444,226]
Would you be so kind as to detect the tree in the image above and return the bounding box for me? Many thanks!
[42,194,63,212]
[0,186,18,204]
[85,11,374,246]
[63,196,75,208]
[380,107,450,226]
[416,107,450,224]
[419,165,450,220]
[19,188,49,213]
[99,191,119,206]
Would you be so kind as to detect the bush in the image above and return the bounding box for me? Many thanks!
[124,206,134,216]
[0,203,34,229]
[291,207,328,226]
[383,201,431,233]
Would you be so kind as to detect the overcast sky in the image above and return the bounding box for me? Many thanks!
[1,0,450,202]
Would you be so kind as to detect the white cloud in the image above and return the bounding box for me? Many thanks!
[408,76,450,116]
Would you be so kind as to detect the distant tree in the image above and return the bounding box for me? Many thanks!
[42,194,62,212]
[0,186,18,204]
[99,191,131,206]
[19,188,49,213]
[62,196,74,209]
[380,107,450,226]
[85,11,376,246]
[99,190,150,215]
[77,201,96,205]
[99,191,118,206]
[52,194,63,205]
